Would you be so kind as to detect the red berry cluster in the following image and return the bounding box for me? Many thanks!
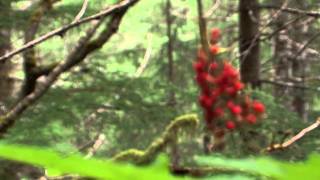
[193,28,265,131]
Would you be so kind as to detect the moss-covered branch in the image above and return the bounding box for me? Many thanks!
[112,114,199,165]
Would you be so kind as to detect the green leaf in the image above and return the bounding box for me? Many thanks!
[0,144,181,180]
[196,154,320,180]
[196,156,282,178]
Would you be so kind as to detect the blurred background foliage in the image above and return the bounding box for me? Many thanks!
[1,0,320,175]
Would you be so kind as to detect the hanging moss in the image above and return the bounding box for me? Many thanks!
[112,114,199,165]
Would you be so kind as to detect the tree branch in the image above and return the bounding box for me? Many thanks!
[259,5,320,18]
[0,0,138,63]
[259,79,320,92]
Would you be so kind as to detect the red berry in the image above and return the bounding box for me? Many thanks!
[230,105,242,115]
[215,75,229,86]
[252,101,265,114]
[195,72,208,85]
[211,89,221,98]
[209,62,218,71]
[246,114,257,124]
[223,62,238,79]
[234,81,244,91]
[199,95,213,108]
[210,28,221,43]
[227,100,235,109]
[226,121,236,130]
[226,87,237,96]
[206,74,216,83]
[193,61,206,73]
[210,45,220,55]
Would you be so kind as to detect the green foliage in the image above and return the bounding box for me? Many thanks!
[2,144,320,180]
[197,154,320,180]
[0,144,181,180]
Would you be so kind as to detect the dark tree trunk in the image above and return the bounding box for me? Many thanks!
[239,0,260,88]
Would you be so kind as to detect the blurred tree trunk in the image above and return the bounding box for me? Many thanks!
[0,0,14,110]
[239,0,260,88]
[272,1,309,121]
[165,0,176,106]
[165,0,179,168]
[290,2,310,121]
[272,2,290,99]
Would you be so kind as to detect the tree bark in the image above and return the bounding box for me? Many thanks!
[239,0,260,88]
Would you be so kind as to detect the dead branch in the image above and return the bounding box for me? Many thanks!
[265,118,320,152]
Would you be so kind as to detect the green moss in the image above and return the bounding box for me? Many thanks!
[112,114,199,165]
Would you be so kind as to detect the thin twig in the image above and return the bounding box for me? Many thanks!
[73,0,90,23]
[134,33,152,77]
